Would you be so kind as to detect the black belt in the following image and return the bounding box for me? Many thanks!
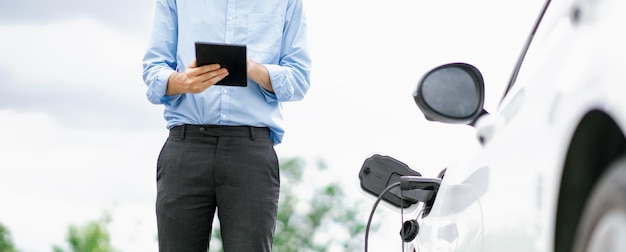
[169,124,270,139]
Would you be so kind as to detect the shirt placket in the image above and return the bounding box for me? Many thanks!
[224,0,237,44]
[219,0,237,124]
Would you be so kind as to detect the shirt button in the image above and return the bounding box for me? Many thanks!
[228,16,233,20]
[223,89,229,94]
[221,114,227,119]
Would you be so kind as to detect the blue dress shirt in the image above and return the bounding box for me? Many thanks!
[142,0,311,144]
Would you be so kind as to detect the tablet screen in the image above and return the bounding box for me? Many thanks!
[195,42,247,87]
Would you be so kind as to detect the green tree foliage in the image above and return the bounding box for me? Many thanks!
[52,213,118,252]
[210,157,374,252]
[0,222,19,252]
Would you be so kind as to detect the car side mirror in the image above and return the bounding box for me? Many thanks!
[413,62,487,126]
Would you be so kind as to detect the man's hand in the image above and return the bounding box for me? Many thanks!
[166,60,229,95]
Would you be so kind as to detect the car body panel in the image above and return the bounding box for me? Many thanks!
[410,0,626,251]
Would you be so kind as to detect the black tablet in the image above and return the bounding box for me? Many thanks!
[195,42,247,87]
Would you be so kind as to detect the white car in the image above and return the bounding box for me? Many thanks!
[359,0,626,251]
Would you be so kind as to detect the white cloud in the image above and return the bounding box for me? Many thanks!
[0,1,153,34]
[0,18,147,96]
[0,18,163,129]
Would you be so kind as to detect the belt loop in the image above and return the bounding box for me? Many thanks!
[180,125,187,140]
[249,127,255,141]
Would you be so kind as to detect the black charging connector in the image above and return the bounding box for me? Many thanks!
[400,176,441,191]
[359,154,422,208]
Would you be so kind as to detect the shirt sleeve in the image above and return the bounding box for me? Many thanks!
[142,0,182,105]
[262,0,312,103]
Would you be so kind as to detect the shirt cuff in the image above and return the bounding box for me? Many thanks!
[147,69,180,105]
[264,64,289,102]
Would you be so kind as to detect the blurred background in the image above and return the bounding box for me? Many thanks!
[0,0,543,251]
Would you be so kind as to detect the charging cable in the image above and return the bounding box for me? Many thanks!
[364,181,401,252]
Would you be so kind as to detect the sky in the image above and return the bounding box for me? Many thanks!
[0,0,544,251]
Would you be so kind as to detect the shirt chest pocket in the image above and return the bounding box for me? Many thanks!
[246,14,283,57]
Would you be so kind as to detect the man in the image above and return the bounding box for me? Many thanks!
[141,0,311,251]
